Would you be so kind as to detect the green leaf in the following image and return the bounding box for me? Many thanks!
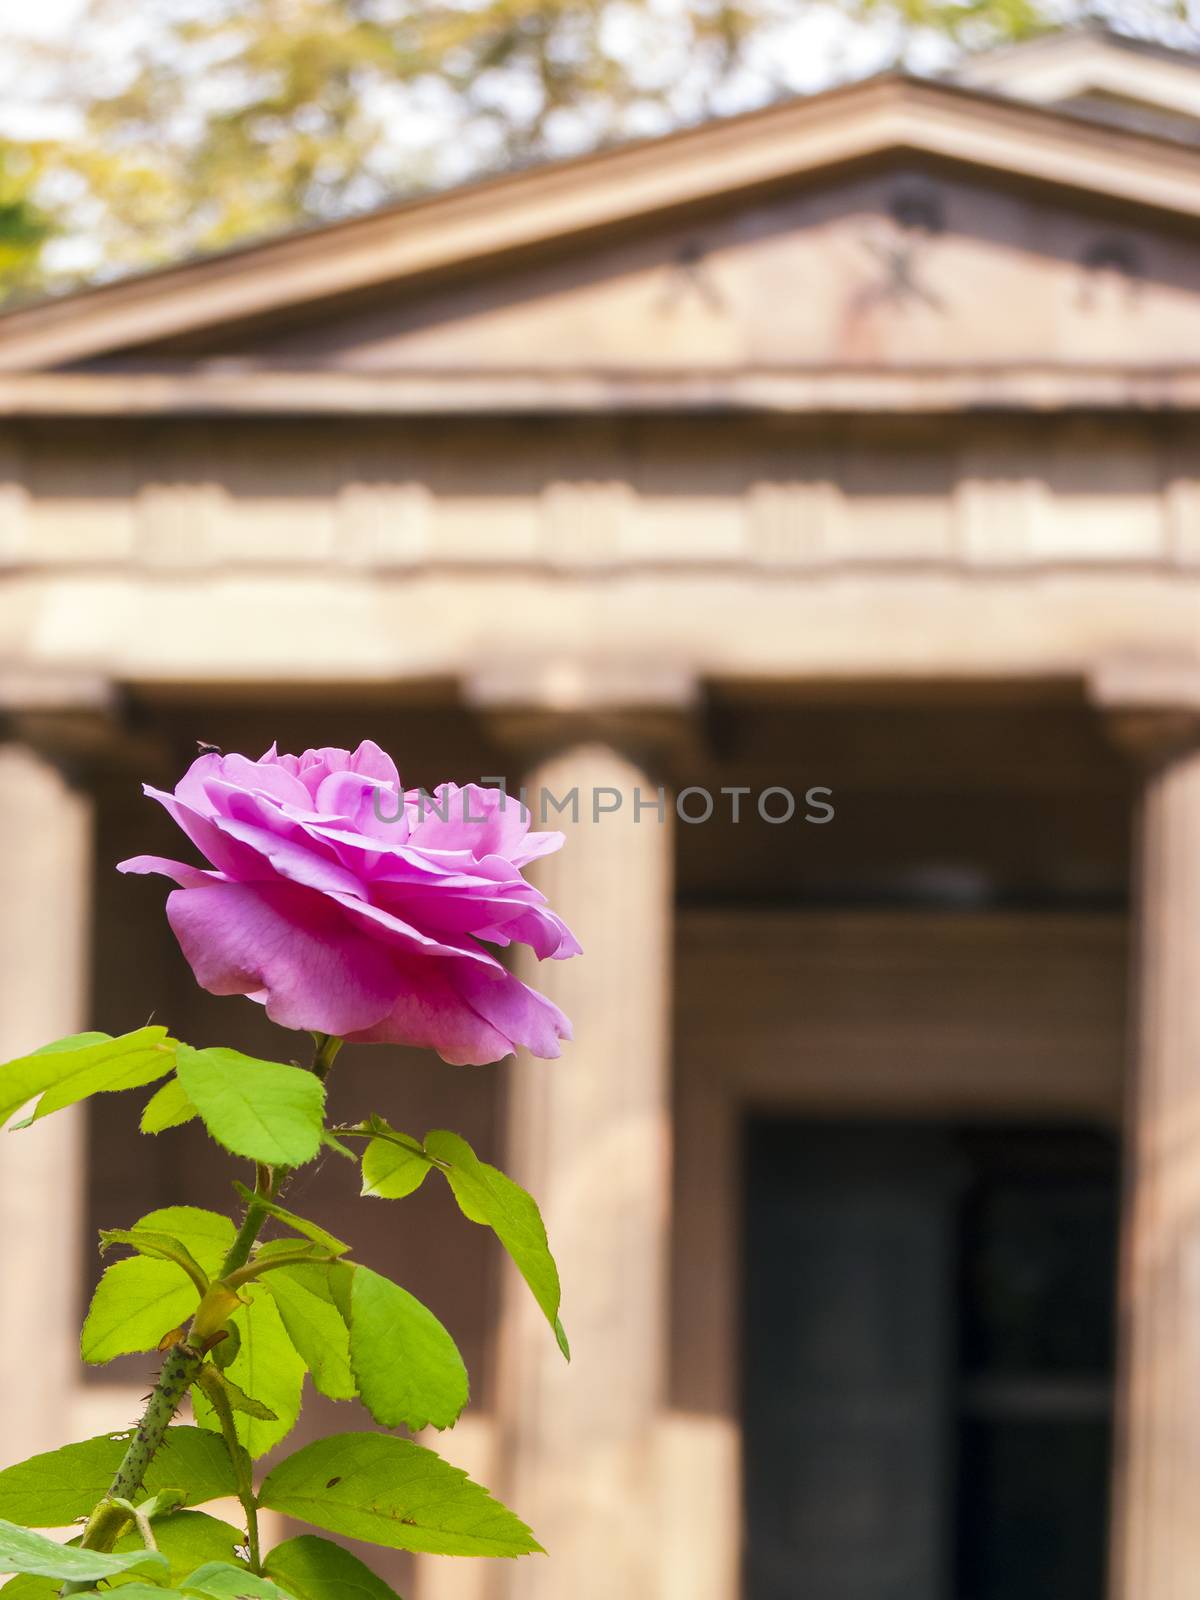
[99,1590,189,1600]
[260,1262,354,1402]
[0,1427,243,1530]
[0,1514,217,1600]
[142,1076,198,1134]
[345,1265,468,1432]
[194,1362,278,1422]
[264,1534,401,1600]
[82,1208,237,1363]
[0,1437,128,1528]
[361,1136,430,1200]
[0,1580,188,1600]
[191,1287,304,1458]
[99,1589,188,1599]
[1,1028,174,1129]
[181,1564,288,1598]
[135,1207,237,1277]
[99,1229,210,1295]
[81,1256,198,1364]
[143,1426,249,1508]
[258,1433,542,1558]
[211,1322,240,1370]
[231,1185,348,1255]
[175,1045,324,1167]
[132,1489,187,1522]
[0,1576,52,1598]
[117,1511,245,1586]
[424,1129,568,1360]
[0,1517,167,1582]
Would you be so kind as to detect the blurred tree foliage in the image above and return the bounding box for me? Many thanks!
[0,144,54,299]
[6,0,1196,292]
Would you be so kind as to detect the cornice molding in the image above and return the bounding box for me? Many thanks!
[5,74,1200,373]
[6,365,1200,417]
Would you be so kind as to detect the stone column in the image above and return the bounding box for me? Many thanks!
[0,740,93,1467]
[1092,661,1200,1600]
[493,736,677,1600]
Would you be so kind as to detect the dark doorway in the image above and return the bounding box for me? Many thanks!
[743,1120,1118,1600]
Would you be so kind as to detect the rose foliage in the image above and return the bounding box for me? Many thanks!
[0,741,578,1599]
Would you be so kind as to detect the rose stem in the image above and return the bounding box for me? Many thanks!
[62,1036,339,1584]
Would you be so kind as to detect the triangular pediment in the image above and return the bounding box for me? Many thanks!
[3,69,1200,388]
[143,159,1199,375]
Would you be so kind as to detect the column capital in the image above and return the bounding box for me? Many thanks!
[1087,655,1200,769]
[0,667,119,770]
[0,667,168,782]
[462,657,705,780]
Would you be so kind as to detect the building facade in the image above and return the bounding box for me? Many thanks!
[1,30,1200,1600]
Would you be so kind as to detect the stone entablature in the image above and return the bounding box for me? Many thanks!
[0,418,1198,575]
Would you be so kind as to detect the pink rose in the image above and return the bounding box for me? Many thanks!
[119,741,579,1064]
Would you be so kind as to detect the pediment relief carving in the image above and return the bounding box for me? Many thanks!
[157,164,1200,374]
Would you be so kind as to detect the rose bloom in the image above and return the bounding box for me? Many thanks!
[119,741,580,1064]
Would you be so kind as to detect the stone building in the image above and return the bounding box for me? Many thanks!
[1,26,1199,1600]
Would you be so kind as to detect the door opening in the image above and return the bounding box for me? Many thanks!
[743,1119,1117,1600]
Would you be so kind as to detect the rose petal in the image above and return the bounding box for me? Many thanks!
[117,854,222,890]
[341,954,517,1063]
[454,960,572,1059]
[343,949,570,1063]
[165,879,399,1036]
[125,739,580,1055]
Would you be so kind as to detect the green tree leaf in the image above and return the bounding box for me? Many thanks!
[211,1322,241,1369]
[83,1208,238,1356]
[134,1207,237,1277]
[264,1534,401,1600]
[144,1426,248,1512]
[258,1433,542,1557]
[0,1428,233,1527]
[175,1046,324,1166]
[99,1589,189,1599]
[260,1262,354,1402]
[80,1206,239,1364]
[0,1578,188,1599]
[424,1129,569,1359]
[361,1136,429,1200]
[99,1229,210,1295]
[117,1511,245,1586]
[132,1489,187,1522]
[0,1517,167,1582]
[1,1028,174,1128]
[194,1362,278,1422]
[142,1075,197,1134]
[231,1185,347,1255]
[81,1256,198,1364]
[94,1589,186,1599]
[191,1287,304,1458]
[344,1264,468,1432]
[181,1564,288,1598]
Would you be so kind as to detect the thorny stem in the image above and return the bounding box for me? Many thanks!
[62,1035,339,1590]
[60,1344,200,1591]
